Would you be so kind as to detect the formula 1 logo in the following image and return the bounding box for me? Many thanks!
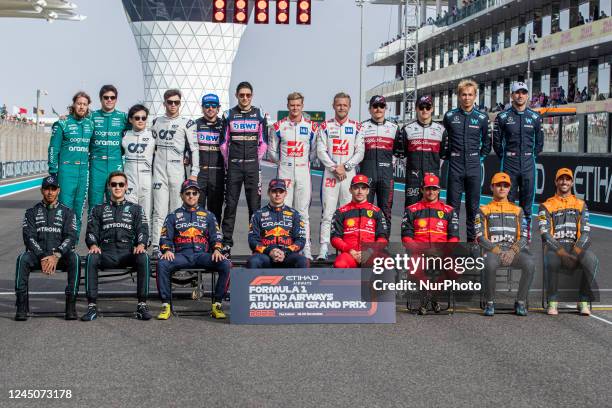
[332,139,349,155]
[250,276,283,285]
[287,141,305,157]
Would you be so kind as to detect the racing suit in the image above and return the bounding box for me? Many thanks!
[85,199,150,303]
[441,108,491,241]
[330,201,388,268]
[395,120,446,207]
[150,115,199,250]
[48,114,94,239]
[361,118,400,234]
[401,200,459,243]
[195,117,225,223]
[246,203,308,268]
[157,205,230,304]
[475,199,534,303]
[122,129,155,227]
[16,202,80,302]
[538,195,599,302]
[220,106,268,247]
[88,109,128,209]
[317,118,365,246]
[268,116,317,256]
[493,107,544,237]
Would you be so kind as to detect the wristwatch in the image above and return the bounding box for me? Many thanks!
[344,162,353,171]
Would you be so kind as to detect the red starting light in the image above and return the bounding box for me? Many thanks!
[255,0,269,24]
[234,0,249,24]
[276,0,289,24]
[213,0,227,23]
[296,0,311,25]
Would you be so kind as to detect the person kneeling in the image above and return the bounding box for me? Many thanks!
[83,171,152,321]
[15,175,80,321]
[156,180,230,320]
[475,173,534,317]
[331,175,388,268]
[246,179,308,269]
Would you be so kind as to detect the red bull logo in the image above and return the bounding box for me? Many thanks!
[178,227,203,238]
[264,226,290,237]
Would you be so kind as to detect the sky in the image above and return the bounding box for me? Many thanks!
[0,0,401,120]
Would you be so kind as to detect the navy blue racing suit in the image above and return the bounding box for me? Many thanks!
[246,204,308,268]
[157,205,230,303]
[493,106,543,237]
[441,107,491,241]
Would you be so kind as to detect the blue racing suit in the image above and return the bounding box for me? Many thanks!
[157,205,230,303]
[493,106,543,237]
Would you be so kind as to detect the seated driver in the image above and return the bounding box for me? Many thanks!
[156,180,230,320]
[246,179,308,269]
[331,175,388,268]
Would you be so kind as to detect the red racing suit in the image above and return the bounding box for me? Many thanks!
[330,200,388,268]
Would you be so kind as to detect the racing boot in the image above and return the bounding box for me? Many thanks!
[211,302,227,319]
[417,293,428,315]
[15,294,28,321]
[151,246,161,261]
[578,301,591,316]
[303,248,313,261]
[317,244,329,260]
[136,302,152,320]
[221,245,232,260]
[431,296,442,314]
[157,303,172,320]
[81,303,98,321]
[514,301,528,316]
[483,301,495,316]
[65,295,78,320]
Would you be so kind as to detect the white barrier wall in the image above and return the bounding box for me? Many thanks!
[0,121,50,178]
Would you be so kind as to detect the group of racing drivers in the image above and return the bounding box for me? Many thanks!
[14,79,599,321]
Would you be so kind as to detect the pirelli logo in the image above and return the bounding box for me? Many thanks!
[249,276,283,285]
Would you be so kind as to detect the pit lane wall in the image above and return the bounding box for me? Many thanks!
[0,121,49,179]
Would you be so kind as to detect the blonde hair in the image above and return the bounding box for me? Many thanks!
[287,92,304,102]
[457,79,478,94]
[333,92,351,104]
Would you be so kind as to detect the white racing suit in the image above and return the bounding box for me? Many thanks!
[122,129,156,228]
[150,116,199,249]
[316,118,364,245]
[268,116,318,257]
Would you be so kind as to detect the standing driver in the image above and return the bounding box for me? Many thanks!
[15,175,80,321]
[156,180,230,320]
[83,171,151,321]
[246,179,308,269]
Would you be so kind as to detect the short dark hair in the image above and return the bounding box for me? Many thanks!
[236,81,253,93]
[107,171,128,185]
[164,89,181,101]
[99,84,118,99]
[128,104,149,119]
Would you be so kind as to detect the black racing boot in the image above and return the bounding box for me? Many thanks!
[15,294,28,321]
[65,296,78,320]
[81,303,98,321]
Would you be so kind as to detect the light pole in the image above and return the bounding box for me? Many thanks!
[526,33,537,91]
[356,0,366,121]
[35,89,47,131]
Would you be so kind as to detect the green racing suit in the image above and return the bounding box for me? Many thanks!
[48,114,94,239]
[88,109,128,209]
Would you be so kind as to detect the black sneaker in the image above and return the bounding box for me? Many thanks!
[81,304,98,321]
[136,303,152,320]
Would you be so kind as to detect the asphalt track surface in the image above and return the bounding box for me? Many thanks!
[1,168,611,407]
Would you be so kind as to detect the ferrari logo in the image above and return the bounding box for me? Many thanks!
[367,210,373,218]
[438,211,444,218]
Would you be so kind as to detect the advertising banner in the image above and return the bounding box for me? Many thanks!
[230,268,396,324]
